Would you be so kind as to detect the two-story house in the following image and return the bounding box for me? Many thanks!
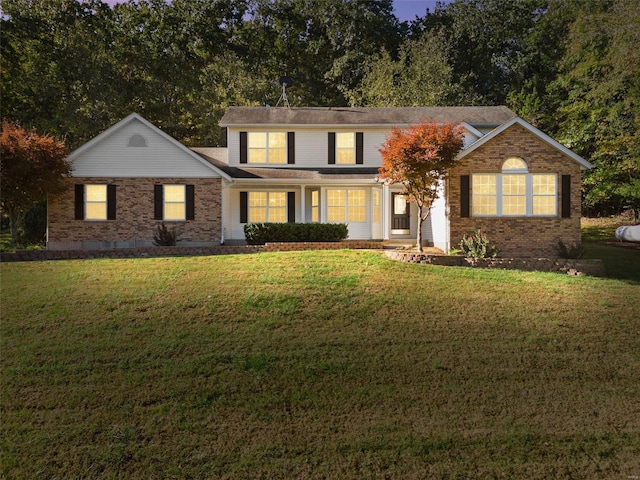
[47,107,593,256]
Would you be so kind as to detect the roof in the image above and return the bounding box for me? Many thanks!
[219,106,517,128]
[191,147,378,181]
[458,117,594,170]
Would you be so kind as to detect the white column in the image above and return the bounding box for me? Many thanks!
[299,184,306,223]
[382,184,390,240]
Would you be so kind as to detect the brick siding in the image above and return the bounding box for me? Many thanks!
[448,124,582,257]
[47,177,222,249]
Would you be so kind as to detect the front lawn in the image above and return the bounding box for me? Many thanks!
[2,248,639,478]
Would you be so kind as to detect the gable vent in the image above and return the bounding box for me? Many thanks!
[127,134,147,147]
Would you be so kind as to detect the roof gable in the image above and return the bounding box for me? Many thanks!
[69,113,231,179]
[458,117,594,170]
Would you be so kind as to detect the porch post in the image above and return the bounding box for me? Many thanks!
[382,184,390,240]
[300,184,306,223]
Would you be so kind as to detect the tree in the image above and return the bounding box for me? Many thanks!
[378,122,464,252]
[0,121,70,247]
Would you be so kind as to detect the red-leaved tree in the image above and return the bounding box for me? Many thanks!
[1,120,70,247]
[378,121,464,252]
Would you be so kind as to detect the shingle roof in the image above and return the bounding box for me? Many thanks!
[219,106,517,127]
[191,147,378,180]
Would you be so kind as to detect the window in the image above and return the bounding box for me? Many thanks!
[85,185,108,220]
[75,184,116,221]
[373,189,381,222]
[336,132,355,164]
[327,189,366,222]
[311,190,319,222]
[471,158,557,217]
[164,185,186,221]
[248,132,286,164]
[248,192,287,223]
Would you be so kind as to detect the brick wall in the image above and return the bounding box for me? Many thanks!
[448,124,583,257]
[47,177,222,250]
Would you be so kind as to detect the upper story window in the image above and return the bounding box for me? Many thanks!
[472,157,557,217]
[248,132,286,164]
[328,132,363,165]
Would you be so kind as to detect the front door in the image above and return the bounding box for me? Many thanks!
[391,193,410,235]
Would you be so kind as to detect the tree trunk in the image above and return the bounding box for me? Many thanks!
[9,213,20,248]
[416,207,423,252]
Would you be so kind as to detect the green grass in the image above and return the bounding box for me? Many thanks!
[2,242,640,477]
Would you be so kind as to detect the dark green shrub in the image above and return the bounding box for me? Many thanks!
[20,202,47,245]
[557,240,584,259]
[153,222,181,246]
[244,223,348,245]
[459,230,499,258]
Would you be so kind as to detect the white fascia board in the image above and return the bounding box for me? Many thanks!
[232,178,379,186]
[458,117,594,170]
[460,122,484,138]
[68,113,233,181]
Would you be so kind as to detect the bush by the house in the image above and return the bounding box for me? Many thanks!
[557,240,584,259]
[459,230,499,258]
[244,223,348,245]
[153,222,181,246]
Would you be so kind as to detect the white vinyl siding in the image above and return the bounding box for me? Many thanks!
[71,119,220,178]
[227,128,388,168]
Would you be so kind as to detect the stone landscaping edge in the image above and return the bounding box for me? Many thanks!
[384,250,606,277]
[1,242,606,277]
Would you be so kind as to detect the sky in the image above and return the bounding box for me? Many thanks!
[97,1,450,22]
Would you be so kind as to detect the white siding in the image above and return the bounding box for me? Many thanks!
[227,127,388,168]
[72,119,220,178]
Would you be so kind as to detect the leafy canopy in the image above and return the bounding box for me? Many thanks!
[378,121,464,251]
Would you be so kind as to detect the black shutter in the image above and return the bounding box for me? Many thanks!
[240,131,248,164]
[460,175,470,218]
[356,132,364,164]
[186,184,195,220]
[74,184,84,220]
[154,185,163,220]
[561,175,571,218]
[240,191,248,223]
[107,184,117,220]
[287,132,295,164]
[287,192,295,223]
[328,132,336,164]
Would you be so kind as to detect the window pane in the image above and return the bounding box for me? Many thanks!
[269,207,287,223]
[164,204,185,220]
[269,192,286,207]
[248,149,267,163]
[348,190,365,206]
[533,175,556,195]
[473,196,497,215]
[394,195,407,215]
[533,196,556,215]
[248,132,267,148]
[268,149,286,164]
[473,175,496,194]
[248,208,267,223]
[336,149,355,164]
[269,132,286,148]
[85,203,107,220]
[249,192,267,207]
[503,196,526,215]
[348,206,366,222]
[164,185,185,202]
[327,190,345,207]
[327,207,344,222]
[336,132,354,148]
[86,185,106,202]
[503,175,526,195]
[373,190,380,222]
[311,190,319,207]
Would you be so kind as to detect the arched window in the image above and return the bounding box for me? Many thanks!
[502,157,528,172]
[127,134,147,147]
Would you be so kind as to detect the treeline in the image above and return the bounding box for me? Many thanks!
[1,0,638,216]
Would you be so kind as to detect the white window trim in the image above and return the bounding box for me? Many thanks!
[248,191,288,223]
[164,185,186,221]
[248,132,286,165]
[472,173,558,217]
